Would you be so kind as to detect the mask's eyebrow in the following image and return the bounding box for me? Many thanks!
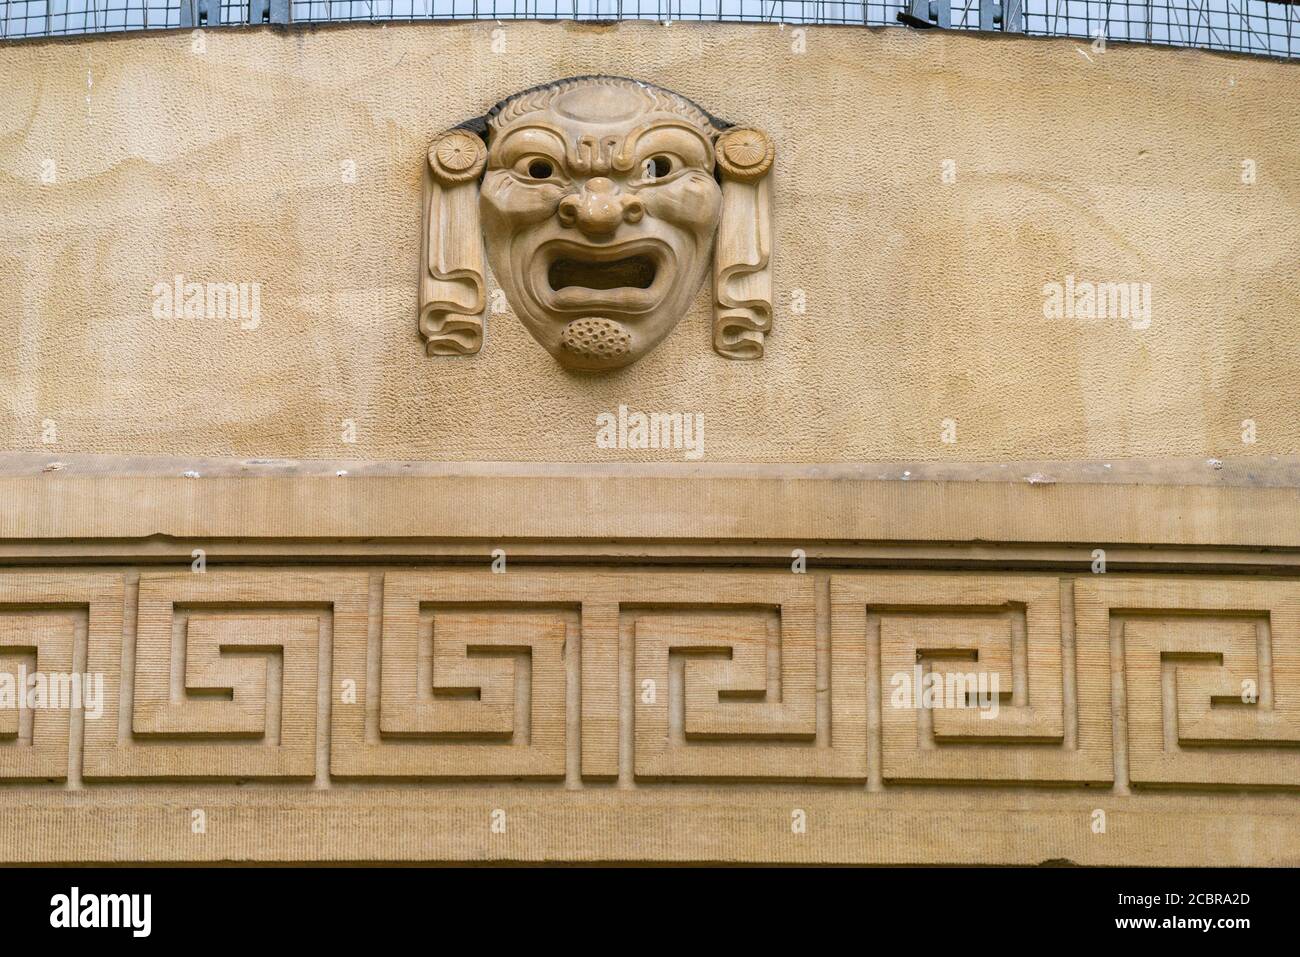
[490,125,569,168]
[614,121,715,172]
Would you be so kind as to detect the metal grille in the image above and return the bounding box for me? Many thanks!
[1,0,1297,60]
[282,2,905,23]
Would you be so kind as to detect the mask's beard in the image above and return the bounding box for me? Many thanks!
[559,317,631,363]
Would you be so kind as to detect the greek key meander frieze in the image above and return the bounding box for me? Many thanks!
[1,568,1298,788]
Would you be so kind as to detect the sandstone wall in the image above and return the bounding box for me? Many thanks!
[1,22,1296,462]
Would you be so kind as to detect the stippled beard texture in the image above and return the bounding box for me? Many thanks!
[559,317,633,366]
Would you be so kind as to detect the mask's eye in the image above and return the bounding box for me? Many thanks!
[643,155,673,180]
[511,155,560,181]
[526,158,555,180]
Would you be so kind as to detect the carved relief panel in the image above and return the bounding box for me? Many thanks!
[5,565,1297,791]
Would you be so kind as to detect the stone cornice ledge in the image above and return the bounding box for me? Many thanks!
[0,454,1296,549]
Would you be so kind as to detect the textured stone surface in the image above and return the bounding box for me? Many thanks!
[1,23,1297,462]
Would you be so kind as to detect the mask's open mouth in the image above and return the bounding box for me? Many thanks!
[548,254,657,292]
[533,239,674,315]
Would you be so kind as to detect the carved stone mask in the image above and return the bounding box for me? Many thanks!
[420,76,775,371]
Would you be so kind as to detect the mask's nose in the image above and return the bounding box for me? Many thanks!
[557,177,645,237]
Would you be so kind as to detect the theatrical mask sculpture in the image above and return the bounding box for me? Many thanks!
[419,76,775,370]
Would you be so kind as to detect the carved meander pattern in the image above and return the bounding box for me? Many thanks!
[1,568,1297,788]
